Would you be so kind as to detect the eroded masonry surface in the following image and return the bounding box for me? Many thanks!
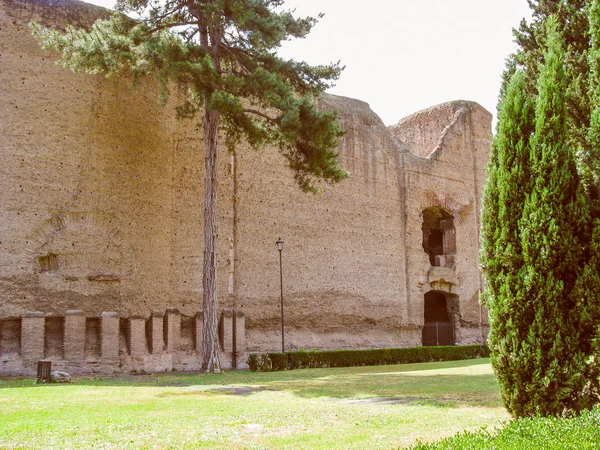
[0,0,491,374]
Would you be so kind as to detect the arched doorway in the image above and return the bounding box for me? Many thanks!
[422,291,455,346]
[422,207,456,267]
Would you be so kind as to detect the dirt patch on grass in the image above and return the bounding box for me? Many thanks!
[347,396,426,405]
[333,396,471,406]
[191,385,267,396]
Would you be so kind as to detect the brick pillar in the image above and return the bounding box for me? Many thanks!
[164,308,180,353]
[129,315,146,357]
[149,310,164,354]
[100,312,119,360]
[233,310,246,369]
[64,310,86,361]
[21,312,45,362]
[195,311,203,351]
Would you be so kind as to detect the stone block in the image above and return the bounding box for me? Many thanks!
[21,312,45,362]
[64,310,86,361]
[100,312,119,360]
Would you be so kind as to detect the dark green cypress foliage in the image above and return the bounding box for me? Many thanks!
[484,17,600,417]
[587,0,600,187]
[518,18,589,416]
[509,1,600,206]
[513,0,590,145]
[481,69,536,416]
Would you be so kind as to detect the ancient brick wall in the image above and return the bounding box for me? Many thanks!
[391,102,491,344]
[0,0,491,373]
[0,308,245,375]
[1,0,231,318]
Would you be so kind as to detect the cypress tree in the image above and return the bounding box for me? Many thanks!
[587,0,600,182]
[481,70,536,416]
[509,0,600,207]
[483,17,600,417]
[513,0,590,144]
[518,17,591,416]
[31,0,348,372]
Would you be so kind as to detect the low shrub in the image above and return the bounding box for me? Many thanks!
[410,406,600,449]
[247,344,489,372]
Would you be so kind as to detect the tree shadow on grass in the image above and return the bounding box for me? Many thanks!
[266,372,500,405]
[0,359,501,407]
[0,357,488,387]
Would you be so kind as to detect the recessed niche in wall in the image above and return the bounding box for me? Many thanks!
[37,253,58,272]
[180,315,195,351]
[85,317,101,360]
[422,207,456,267]
[120,318,130,355]
[44,316,64,359]
[0,318,21,355]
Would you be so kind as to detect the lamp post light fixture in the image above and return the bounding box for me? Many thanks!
[276,237,285,353]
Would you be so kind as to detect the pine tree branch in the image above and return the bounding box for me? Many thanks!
[219,42,252,74]
[243,108,276,123]
[146,21,198,34]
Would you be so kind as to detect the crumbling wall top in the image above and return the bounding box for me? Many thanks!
[3,0,111,30]
[388,100,491,159]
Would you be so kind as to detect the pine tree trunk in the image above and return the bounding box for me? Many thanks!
[201,105,221,373]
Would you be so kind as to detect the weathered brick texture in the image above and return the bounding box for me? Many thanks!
[0,0,491,373]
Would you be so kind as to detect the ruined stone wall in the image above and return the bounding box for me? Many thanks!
[0,308,246,375]
[0,0,492,373]
[390,103,459,159]
[0,0,234,318]
[391,102,491,344]
[235,95,414,351]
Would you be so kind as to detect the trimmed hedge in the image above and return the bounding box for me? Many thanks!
[410,406,600,449]
[247,344,489,372]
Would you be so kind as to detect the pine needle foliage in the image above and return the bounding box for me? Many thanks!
[30,0,348,192]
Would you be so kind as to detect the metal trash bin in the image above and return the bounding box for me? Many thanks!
[37,360,52,384]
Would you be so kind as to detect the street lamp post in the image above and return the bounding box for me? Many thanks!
[276,238,285,353]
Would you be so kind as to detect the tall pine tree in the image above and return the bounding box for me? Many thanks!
[31,0,348,372]
[482,17,600,417]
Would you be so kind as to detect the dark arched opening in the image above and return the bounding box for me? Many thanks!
[422,291,455,346]
[422,207,456,267]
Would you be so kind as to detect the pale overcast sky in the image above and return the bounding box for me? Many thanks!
[85,0,532,127]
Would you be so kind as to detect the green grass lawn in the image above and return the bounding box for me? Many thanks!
[0,358,508,449]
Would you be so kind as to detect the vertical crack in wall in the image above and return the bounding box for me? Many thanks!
[229,151,238,306]
[396,149,410,323]
[466,105,485,342]
[170,137,178,308]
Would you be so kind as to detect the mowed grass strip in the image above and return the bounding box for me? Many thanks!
[0,358,508,449]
